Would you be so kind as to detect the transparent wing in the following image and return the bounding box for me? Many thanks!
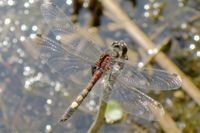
[117,61,182,90]
[29,35,93,77]
[92,75,164,121]
[28,34,96,96]
[41,1,75,35]
[40,2,103,62]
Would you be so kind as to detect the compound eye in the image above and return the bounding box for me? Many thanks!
[114,43,121,48]
[114,44,120,49]
[112,41,118,46]
[122,46,127,54]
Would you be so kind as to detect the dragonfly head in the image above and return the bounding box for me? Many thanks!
[111,40,128,60]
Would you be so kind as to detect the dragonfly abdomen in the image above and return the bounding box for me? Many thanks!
[59,70,103,122]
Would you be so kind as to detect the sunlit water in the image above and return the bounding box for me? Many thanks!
[0,0,199,132]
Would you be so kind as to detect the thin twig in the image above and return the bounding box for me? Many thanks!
[149,25,167,40]
[142,37,171,68]
[87,99,107,133]
[88,80,116,133]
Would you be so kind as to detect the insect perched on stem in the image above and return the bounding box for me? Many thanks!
[32,1,182,122]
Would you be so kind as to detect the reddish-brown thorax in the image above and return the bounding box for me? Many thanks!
[91,53,113,84]
[95,53,112,71]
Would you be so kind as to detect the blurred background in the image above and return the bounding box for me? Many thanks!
[0,0,199,132]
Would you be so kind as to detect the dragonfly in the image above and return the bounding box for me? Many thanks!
[32,2,182,122]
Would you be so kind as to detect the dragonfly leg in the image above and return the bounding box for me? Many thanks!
[91,65,97,75]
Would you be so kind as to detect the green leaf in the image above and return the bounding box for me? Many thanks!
[105,100,123,124]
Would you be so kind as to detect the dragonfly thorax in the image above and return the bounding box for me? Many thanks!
[94,54,112,72]
[92,41,128,74]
